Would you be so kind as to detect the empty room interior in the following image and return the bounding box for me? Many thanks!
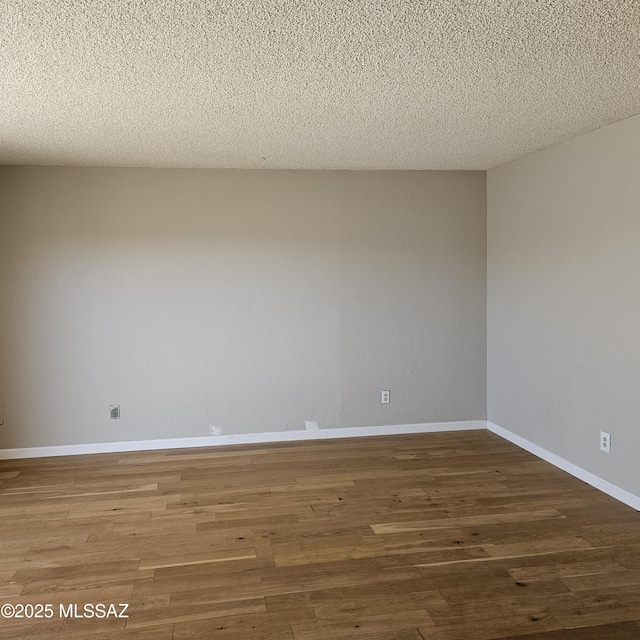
[1,2,640,639]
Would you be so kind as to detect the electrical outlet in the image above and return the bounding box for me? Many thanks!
[600,431,611,453]
[209,425,221,435]
[304,420,319,431]
[381,390,390,404]
[110,404,120,420]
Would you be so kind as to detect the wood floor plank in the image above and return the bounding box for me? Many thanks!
[371,509,566,535]
[291,609,434,640]
[125,596,267,629]
[310,590,447,621]
[560,568,640,591]
[172,607,314,640]
[498,620,640,639]
[418,613,563,640]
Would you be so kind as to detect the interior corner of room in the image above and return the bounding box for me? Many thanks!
[1,115,640,506]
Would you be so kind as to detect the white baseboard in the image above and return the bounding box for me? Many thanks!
[0,420,486,460]
[488,421,640,511]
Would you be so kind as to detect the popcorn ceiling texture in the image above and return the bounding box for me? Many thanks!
[1,0,639,169]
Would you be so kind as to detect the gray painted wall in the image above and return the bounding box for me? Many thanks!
[488,114,640,496]
[0,168,486,448]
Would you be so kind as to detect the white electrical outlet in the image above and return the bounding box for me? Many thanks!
[600,431,611,453]
[110,404,120,419]
[209,425,222,435]
[381,390,390,404]
[304,420,319,431]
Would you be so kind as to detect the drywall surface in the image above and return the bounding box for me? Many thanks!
[488,114,640,496]
[0,169,486,448]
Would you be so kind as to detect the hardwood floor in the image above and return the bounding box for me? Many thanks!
[1,430,640,639]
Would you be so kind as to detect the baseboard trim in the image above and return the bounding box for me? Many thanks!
[0,420,486,460]
[488,421,640,511]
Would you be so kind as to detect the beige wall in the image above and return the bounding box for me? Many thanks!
[0,168,486,448]
[488,114,640,496]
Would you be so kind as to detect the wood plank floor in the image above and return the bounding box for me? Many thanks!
[1,430,640,639]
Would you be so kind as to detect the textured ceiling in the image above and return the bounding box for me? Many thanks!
[1,1,640,170]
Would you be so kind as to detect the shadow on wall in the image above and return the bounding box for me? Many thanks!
[0,168,487,449]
